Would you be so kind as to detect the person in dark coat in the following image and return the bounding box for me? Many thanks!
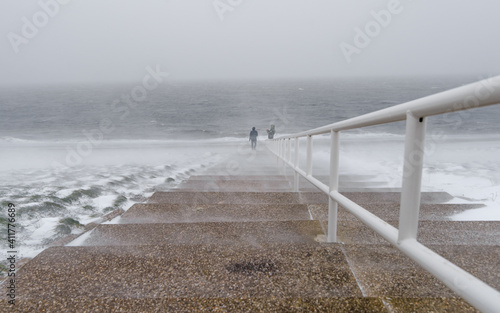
[249,127,258,150]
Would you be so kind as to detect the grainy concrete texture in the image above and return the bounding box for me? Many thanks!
[2,153,496,312]
[83,220,325,246]
[121,203,311,223]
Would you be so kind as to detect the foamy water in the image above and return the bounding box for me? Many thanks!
[303,134,500,221]
[0,140,232,260]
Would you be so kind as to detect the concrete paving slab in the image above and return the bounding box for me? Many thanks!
[121,203,310,223]
[0,297,388,313]
[299,191,455,204]
[188,175,292,181]
[334,220,500,245]
[385,298,478,313]
[83,221,324,246]
[174,179,292,192]
[148,191,301,204]
[340,244,500,298]
[308,203,485,222]
[8,243,363,299]
[188,174,379,182]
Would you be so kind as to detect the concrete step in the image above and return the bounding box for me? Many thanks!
[80,220,324,246]
[336,181,388,188]
[148,191,302,204]
[188,175,292,181]
[308,203,485,221]
[299,191,455,204]
[202,166,285,175]
[174,179,292,192]
[299,175,381,183]
[120,203,311,223]
[8,243,364,300]
[384,298,478,313]
[295,179,387,188]
[180,176,390,192]
[341,244,499,307]
[188,174,379,182]
[298,187,403,193]
[337,187,402,193]
[0,297,387,312]
[148,191,454,205]
[335,220,500,246]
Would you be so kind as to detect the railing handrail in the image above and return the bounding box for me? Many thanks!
[267,75,500,313]
[282,76,500,138]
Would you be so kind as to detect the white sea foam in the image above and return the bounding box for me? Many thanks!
[0,141,232,264]
[299,133,500,220]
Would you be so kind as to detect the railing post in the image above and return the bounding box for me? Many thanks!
[282,140,285,163]
[287,138,292,163]
[398,111,427,243]
[283,139,288,161]
[306,135,313,176]
[328,130,340,243]
[294,137,299,192]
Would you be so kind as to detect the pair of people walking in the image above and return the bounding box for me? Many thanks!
[249,125,275,150]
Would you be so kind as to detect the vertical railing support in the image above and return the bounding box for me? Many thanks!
[306,135,313,176]
[284,139,288,162]
[328,130,340,242]
[283,139,288,162]
[287,138,292,163]
[282,140,286,165]
[294,137,299,192]
[398,112,427,243]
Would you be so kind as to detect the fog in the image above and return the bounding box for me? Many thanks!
[1,0,500,86]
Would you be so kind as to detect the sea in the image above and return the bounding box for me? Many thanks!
[1,76,499,266]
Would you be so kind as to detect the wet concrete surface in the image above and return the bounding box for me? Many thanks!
[3,159,495,313]
[8,243,363,299]
[122,203,311,223]
[0,297,388,313]
[83,220,324,246]
[341,243,499,300]
[299,191,455,204]
[174,179,293,192]
[148,191,302,204]
[335,220,500,245]
[308,203,485,222]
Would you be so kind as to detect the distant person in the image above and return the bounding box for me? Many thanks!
[266,124,275,139]
[249,127,258,150]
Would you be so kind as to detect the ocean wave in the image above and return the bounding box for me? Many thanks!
[0,136,37,143]
[2,131,499,148]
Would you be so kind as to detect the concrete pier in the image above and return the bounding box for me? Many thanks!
[1,146,498,312]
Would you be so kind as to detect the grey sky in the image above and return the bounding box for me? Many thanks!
[1,0,500,85]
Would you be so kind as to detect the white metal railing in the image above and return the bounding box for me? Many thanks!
[267,76,500,313]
